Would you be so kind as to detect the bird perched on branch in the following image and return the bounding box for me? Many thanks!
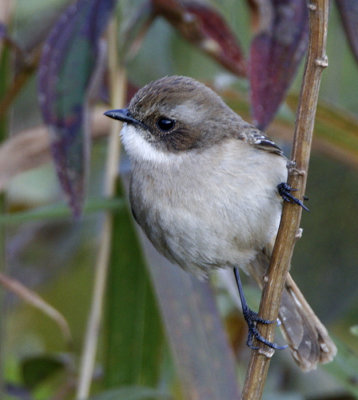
[105,75,336,371]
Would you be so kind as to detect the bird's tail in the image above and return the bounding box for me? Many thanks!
[279,273,336,371]
[248,254,337,371]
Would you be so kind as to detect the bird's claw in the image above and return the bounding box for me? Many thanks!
[233,267,287,351]
[243,307,288,350]
[277,182,309,212]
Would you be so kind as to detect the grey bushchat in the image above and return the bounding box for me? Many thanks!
[104,75,336,371]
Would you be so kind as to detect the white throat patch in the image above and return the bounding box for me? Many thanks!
[120,124,181,164]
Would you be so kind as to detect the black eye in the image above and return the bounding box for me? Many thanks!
[157,117,175,132]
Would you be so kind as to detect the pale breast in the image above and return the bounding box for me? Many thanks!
[130,139,287,278]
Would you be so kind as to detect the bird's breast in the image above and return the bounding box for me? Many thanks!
[129,139,287,277]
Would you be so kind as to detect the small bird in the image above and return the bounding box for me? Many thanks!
[104,75,336,371]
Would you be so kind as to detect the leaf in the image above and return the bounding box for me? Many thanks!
[121,2,156,61]
[143,244,241,399]
[38,0,115,217]
[0,108,111,191]
[104,181,164,388]
[336,0,358,64]
[323,337,358,397]
[0,197,124,225]
[21,355,65,389]
[88,386,170,400]
[286,93,358,168]
[250,0,308,129]
[152,0,246,76]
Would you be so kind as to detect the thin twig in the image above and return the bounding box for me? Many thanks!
[0,272,73,348]
[76,18,125,399]
[242,1,329,399]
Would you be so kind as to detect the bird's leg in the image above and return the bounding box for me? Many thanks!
[233,267,287,350]
[277,182,309,211]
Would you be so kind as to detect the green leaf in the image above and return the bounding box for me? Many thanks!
[21,355,65,389]
[104,179,164,388]
[323,337,358,397]
[87,386,170,400]
[0,197,124,225]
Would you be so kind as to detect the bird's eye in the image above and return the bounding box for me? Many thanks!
[157,117,175,132]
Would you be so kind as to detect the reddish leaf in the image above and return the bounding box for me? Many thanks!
[336,0,358,64]
[38,0,115,217]
[152,0,246,77]
[250,0,308,129]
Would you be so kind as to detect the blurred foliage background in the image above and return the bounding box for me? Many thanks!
[1,0,358,399]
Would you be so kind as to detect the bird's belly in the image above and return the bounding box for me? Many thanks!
[151,206,259,278]
[131,168,282,278]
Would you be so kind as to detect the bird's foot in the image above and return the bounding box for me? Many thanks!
[277,182,309,212]
[233,267,287,350]
[242,306,287,350]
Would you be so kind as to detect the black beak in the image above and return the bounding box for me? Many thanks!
[104,108,141,126]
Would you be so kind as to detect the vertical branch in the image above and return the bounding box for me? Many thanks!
[76,16,125,399]
[242,1,329,399]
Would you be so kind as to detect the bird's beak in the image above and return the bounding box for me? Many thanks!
[104,108,141,126]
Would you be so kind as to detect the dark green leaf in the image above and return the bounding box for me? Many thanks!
[21,355,65,389]
[104,180,164,388]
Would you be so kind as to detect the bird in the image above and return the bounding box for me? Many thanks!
[104,75,337,371]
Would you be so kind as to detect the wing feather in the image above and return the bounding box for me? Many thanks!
[240,126,283,156]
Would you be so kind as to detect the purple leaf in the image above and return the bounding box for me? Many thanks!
[185,3,247,77]
[152,0,246,77]
[336,0,358,64]
[38,0,115,217]
[250,0,308,130]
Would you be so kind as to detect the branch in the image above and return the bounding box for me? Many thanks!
[242,1,329,399]
[0,272,72,348]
